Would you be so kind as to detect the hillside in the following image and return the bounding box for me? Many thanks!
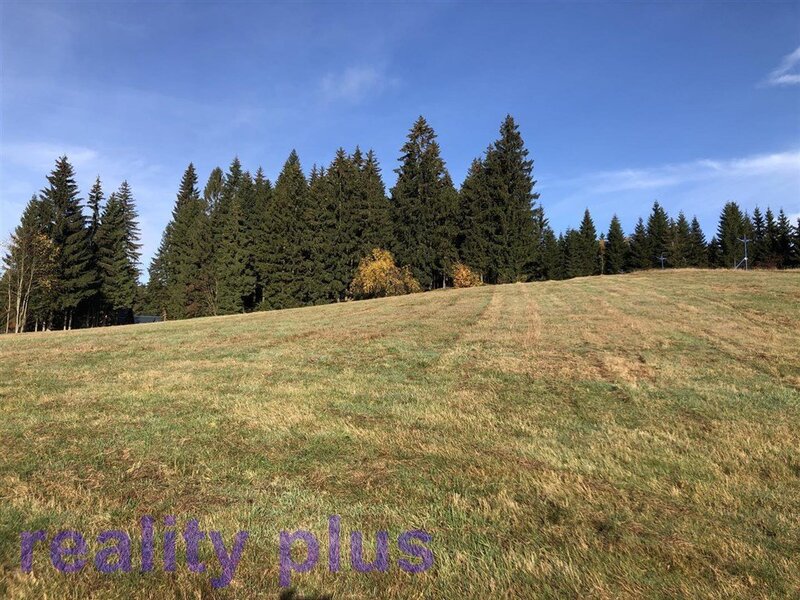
[1,270,799,599]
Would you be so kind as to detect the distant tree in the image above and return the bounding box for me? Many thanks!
[349,248,420,299]
[574,208,599,276]
[391,116,458,289]
[360,150,393,252]
[707,236,722,267]
[42,156,95,329]
[457,158,491,280]
[627,217,650,271]
[262,151,310,309]
[750,207,767,267]
[451,262,483,288]
[605,215,627,274]
[482,115,539,283]
[538,224,561,281]
[670,211,692,268]
[646,201,671,268]
[774,209,794,268]
[687,217,708,267]
[2,196,58,332]
[791,217,800,268]
[716,201,748,268]
[95,182,141,321]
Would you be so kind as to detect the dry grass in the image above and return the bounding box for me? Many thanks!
[1,269,799,599]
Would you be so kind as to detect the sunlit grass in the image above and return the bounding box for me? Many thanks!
[1,269,798,598]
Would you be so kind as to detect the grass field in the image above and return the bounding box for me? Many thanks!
[1,270,799,599]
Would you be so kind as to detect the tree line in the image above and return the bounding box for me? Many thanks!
[3,115,799,332]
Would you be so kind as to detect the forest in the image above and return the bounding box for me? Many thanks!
[3,115,799,333]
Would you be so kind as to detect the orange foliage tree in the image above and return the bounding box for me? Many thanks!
[349,248,421,299]
[451,262,483,288]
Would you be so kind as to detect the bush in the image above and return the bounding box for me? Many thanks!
[349,248,421,299]
[452,262,483,288]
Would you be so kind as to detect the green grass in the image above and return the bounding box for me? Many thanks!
[1,269,799,599]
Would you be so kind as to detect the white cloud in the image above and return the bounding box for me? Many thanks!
[764,46,800,86]
[319,66,397,103]
[556,150,800,195]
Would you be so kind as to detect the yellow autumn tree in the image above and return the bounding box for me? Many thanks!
[451,262,483,288]
[349,248,421,299]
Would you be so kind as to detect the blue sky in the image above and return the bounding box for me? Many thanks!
[1,1,799,276]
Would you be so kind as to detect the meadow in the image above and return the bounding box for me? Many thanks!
[1,270,798,599]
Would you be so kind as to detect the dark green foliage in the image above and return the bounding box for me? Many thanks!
[538,225,561,280]
[670,212,692,268]
[792,218,800,267]
[42,156,95,328]
[95,182,141,314]
[360,149,393,253]
[482,116,539,283]
[646,201,671,268]
[687,217,708,267]
[773,209,794,268]
[262,151,310,309]
[716,201,749,268]
[605,215,627,274]
[627,218,651,271]
[391,116,459,289]
[457,158,491,279]
[571,208,599,276]
[750,207,767,267]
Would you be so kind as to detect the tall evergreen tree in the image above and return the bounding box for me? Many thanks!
[263,151,310,309]
[482,115,539,283]
[774,209,793,268]
[605,215,627,274]
[575,208,599,276]
[457,158,491,279]
[627,217,651,271]
[95,182,141,322]
[646,201,671,268]
[716,201,748,268]
[391,116,458,289]
[750,207,767,267]
[361,149,393,252]
[42,156,95,329]
[670,211,692,268]
[687,217,708,267]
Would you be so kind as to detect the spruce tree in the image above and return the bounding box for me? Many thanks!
[791,218,800,268]
[263,150,310,309]
[716,201,747,268]
[774,209,793,268]
[361,150,393,252]
[482,115,539,283]
[538,225,561,281]
[42,156,95,329]
[687,217,708,267]
[576,208,599,276]
[671,212,692,268]
[627,218,651,271]
[646,201,671,268]
[391,116,459,289]
[751,207,766,267]
[457,158,491,279]
[85,177,105,325]
[95,182,141,322]
[605,215,627,274]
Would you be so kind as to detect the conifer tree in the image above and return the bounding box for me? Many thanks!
[671,212,692,268]
[252,167,273,305]
[687,217,708,267]
[263,151,310,309]
[791,218,800,268]
[646,201,671,268]
[538,225,561,280]
[482,115,539,283]
[95,182,141,322]
[42,156,95,329]
[306,164,338,303]
[627,217,651,270]
[84,177,105,325]
[774,209,793,268]
[456,158,491,280]
[391,117,458,289]
[361,150,393,252]
[574,208,599,276]
[716,201,748,268]
[605,215,627,274]
[751,207,766,267]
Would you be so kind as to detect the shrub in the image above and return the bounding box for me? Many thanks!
[349,249,422,299]
[452,262,483,288]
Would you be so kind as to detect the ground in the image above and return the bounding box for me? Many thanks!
[1,270,798,599]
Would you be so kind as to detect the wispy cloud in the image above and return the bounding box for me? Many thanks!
[764,46,800,86]
[555,150,800,195]
[319,66,398,103]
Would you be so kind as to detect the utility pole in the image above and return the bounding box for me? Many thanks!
[735,235,750,270]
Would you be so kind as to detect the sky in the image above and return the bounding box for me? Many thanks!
[1,1,799,279]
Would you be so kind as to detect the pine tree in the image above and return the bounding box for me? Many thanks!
[306,164,338,303]
[627,218,650,270]
[751,207,767,267]
[538,225,561,280]
[42,156,95,329]
[671,212,692,268]
[716,201,750,267]
[575,208,599,276]
[391,116,458,289]
[482,115,539,283]
[605,215,627,274]
[646,201,671,268]
[252,167,273,306]
[791,217,800,268]
[95,182,141,322]
[457,158,491,280]
[687,217,708,267]
[361,150,393,252]
[707,236,722,267]
[263,150,310,309]
[774,209,793,268]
